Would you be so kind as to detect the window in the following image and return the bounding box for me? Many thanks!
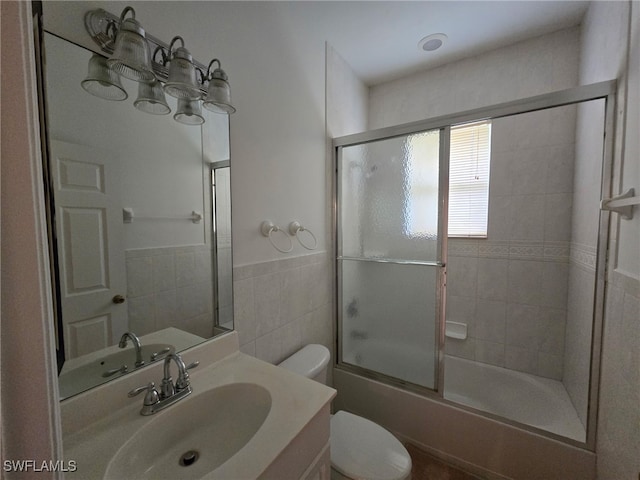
[448,120,491,237]
[404,120,491,238]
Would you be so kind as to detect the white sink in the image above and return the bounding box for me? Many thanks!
[61,333,336,480]
[58,343,173,399]
[104,383,271,480]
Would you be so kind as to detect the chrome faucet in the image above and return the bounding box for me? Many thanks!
[129,352,199,415]
[161,353,192,398]
[118,332,144,367]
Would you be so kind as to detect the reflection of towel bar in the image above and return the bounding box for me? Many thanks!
[601,188,638,220]
[123,208,202,224]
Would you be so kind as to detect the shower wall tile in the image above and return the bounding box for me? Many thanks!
[506,304,539,347]
[505,345,538,375]
[564,264,595,425]
[475,339,505,367]
[477,258,508,301]
[538,307,567,355]
[545,144,575,194]
[446,240,570,380]
[508,195,545,242]
[544,193,573,242]
[233,252,334,372]
[447,256,478,298]
[540,262,570,308]
[488,152,512,197]
[510,149,548,195]
[538,352,564,380]
[445,337,476,361]
[446,295,476,338]
[507,260,543,305]
[475,300,506,344]
[486,196,511,241]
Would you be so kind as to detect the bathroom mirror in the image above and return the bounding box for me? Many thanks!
[40,31,233,399]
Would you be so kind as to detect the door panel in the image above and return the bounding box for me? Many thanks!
[50,140,127,359]
[337,128,446,390]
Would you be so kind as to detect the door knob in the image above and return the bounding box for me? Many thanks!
[112,294,126,304]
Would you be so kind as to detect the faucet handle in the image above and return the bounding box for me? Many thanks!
[186,361,199,370]
[175,361,199,390]
[150,347,171,362]
[128,382,160,407]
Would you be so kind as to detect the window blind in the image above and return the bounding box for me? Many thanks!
[448,120,491,237]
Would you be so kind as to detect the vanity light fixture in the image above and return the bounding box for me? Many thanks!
[107,6,155,82]
[174,98,205,125]
[81,54,128,101]
[163,37,202,100]
[202,59,236,114]
[82,6,236,124]
[134,79,171,115]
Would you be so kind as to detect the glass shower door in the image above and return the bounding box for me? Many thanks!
[337,128,447,390]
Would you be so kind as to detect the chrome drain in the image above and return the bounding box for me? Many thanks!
[179,450,200,467]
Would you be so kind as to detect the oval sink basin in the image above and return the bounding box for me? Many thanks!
[58,344,174,399]
[105,383,272,480]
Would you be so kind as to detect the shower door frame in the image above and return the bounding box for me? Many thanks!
[333,79,616,451]
[335,126,451,392]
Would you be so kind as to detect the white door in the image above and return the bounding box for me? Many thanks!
[50,140,127,359]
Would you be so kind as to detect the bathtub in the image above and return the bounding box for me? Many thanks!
[443,355,585,441]
[335,341,595,479]
[343,339,584,441]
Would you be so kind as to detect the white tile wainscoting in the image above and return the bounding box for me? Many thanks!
[233,252,334,376]
[125,245,214,338]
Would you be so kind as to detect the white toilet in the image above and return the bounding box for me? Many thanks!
[279,344,412,480]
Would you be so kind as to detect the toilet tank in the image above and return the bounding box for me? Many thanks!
[278,344,330,384]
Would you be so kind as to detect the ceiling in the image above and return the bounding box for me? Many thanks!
[280,1,590,85]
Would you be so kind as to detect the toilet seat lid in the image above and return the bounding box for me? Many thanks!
[330,411,411,480]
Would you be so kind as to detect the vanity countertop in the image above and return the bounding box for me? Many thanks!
[61,332,336,479]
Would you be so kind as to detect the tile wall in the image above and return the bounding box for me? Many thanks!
[233,252,334,374]
[445,105,576,380]
[125,245,214,339]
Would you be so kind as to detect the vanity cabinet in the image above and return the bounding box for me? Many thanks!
[259,404,332,480]
[300,444,330,480]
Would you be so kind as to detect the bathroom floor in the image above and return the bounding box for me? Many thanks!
[406,444,483,480]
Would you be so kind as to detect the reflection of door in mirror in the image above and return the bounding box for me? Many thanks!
[50,140,127,359]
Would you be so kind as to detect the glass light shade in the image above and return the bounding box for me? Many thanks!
[203,77,235,114]
[163,46,202,100]
[174,98,205,125]
[134,80,171,115]
[107,17,155,82]
[81,54,128,101]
